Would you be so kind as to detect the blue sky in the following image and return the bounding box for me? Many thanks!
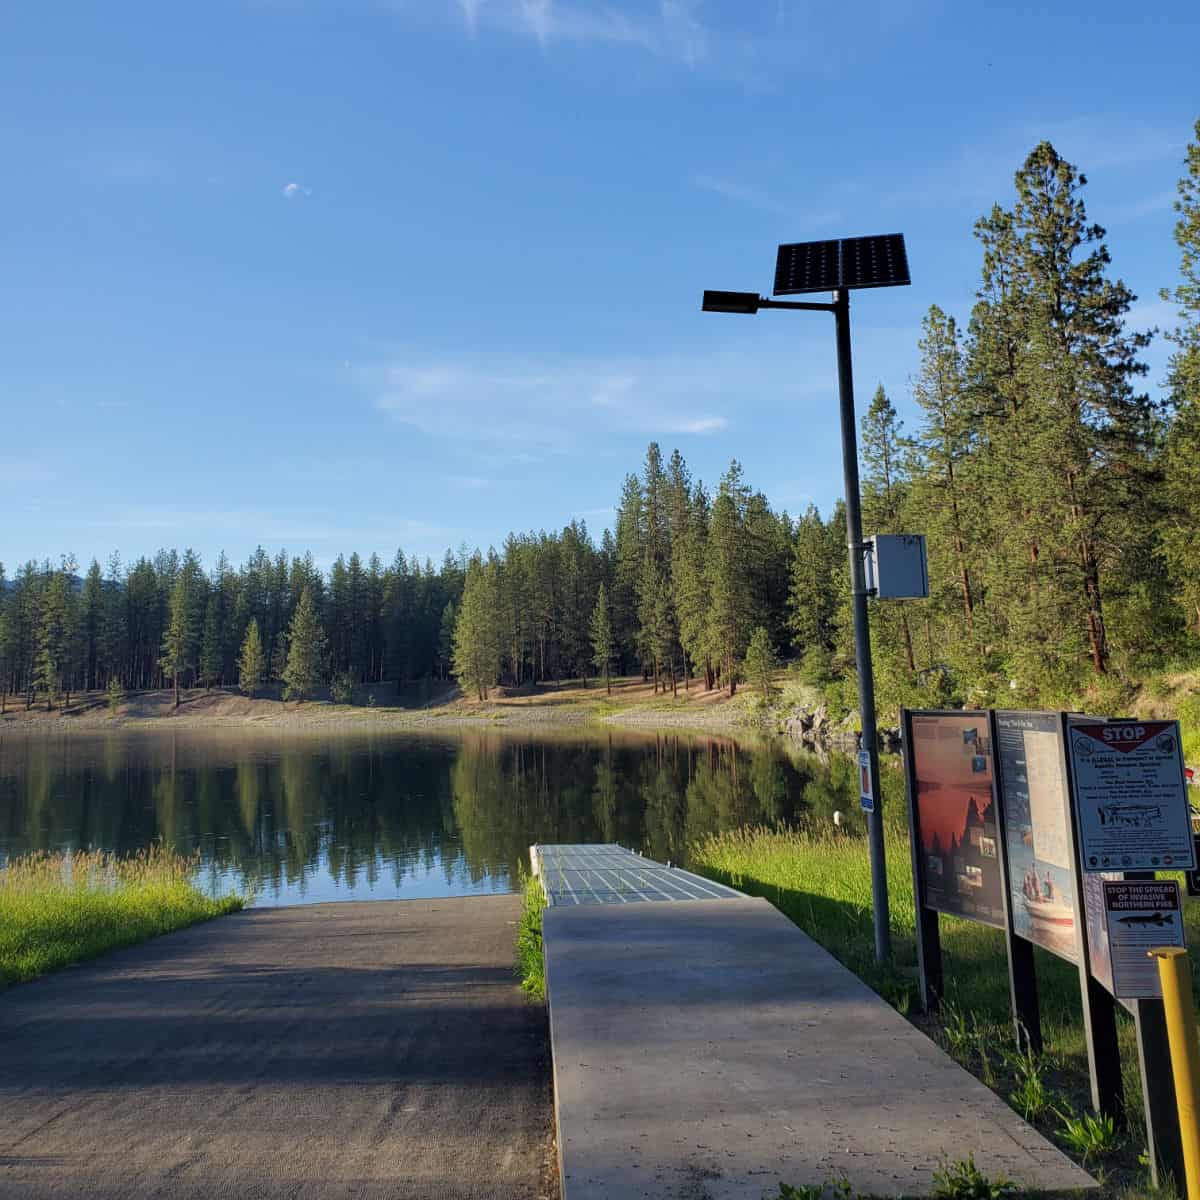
[3,1,1198,573]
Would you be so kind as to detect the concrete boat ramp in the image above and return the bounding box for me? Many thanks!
[533,844,1094,1199]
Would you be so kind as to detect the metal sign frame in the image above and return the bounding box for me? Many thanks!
[902,708,1187,1189]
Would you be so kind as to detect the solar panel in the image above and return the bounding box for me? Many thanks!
[774,233,909,295]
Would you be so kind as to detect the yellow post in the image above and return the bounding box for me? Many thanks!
[1151,947,1200,1200]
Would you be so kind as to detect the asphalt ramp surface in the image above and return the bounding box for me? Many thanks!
[0,896,555,1200]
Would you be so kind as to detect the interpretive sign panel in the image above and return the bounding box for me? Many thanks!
[994,711,1078,963]
[1069,721,1194,872]
[909,712,1005,928]
[1102,880,1184,999]
[1082,871,1121,996]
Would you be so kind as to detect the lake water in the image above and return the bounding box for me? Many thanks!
[0,728,865,906]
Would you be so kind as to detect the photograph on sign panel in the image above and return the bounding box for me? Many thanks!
[994,712,1078,964]
[909,713,1005,928]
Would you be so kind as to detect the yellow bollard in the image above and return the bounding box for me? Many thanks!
[1151,947,1200,1200]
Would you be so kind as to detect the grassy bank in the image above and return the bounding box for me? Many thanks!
[0,846,246,987]
[692,824,1198,1197]
[515,870,547,1000]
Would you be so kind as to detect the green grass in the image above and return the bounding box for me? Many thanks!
[691,822,1198,1197]
[0,846,246,988]
[515,868,546,1000]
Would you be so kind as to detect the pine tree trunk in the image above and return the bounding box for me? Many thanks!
[174,674,180,709]
[1082,542,1108,674]
[947,460,975,628]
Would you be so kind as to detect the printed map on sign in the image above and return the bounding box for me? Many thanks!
[1069,720,1194,872]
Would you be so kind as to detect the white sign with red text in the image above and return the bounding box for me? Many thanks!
[1069,720,1194,872]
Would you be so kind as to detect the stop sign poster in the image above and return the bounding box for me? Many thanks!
[1068,720,1194,872]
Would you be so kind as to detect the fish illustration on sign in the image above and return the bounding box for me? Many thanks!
[1115,912,1174,927]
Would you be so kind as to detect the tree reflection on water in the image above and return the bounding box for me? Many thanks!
[0,730,864,905]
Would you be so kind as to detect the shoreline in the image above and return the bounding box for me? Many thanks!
[0,681,760,740]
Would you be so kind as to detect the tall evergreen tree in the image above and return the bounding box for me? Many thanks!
[453,556,501,701]
[35,567,70,710]
[160,563,198,708]
[200,594,223,689]
[283,587,325,701]
[590,583,614,694]
[707,463,752,696]
[1160,119,1200,631]
[968,142,1154,682]
[239,619,265,697]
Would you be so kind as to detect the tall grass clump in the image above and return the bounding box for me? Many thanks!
[0,846,245,988]
[514,868,547,1000]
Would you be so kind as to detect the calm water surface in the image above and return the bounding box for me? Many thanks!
[0,729,864,906]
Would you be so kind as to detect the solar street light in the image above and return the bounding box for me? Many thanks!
[701,233,911,966]
[701,290,761,314]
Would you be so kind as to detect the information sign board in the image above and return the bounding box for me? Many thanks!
[994,711,1078,963]
[1102,880,1184,999]
[858,750,874,813]
[909,712,1005,928]
[1068,721,1194,872]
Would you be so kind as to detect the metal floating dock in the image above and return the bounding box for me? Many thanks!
[530,843,742,906]
[534,844,1097,1199]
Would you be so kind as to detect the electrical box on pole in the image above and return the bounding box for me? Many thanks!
[864,534,928,599]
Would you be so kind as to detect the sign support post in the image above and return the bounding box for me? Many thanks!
[1125,871,1187,1190]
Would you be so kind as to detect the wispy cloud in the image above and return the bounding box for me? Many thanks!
[447,474,494,490]
[691,172,783,213]
[369,348,745,450]
[282,181,312,199]
[447,0,701,61]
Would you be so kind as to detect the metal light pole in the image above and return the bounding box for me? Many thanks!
[833,287,890,963]
[701,233,910,966]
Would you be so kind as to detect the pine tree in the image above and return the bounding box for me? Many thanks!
[35,568,69,710]
[81,560,103,691]
[612,473,644,672]
[707,463,752,696]
[452,556,500,701]
[200,594,223,689]
[860,385,916,677]
[438,599,457,681]
[743,625,775,703]
[968,142,1154,683]
[590,583,614,694]
[160,569,196,709]
[673,483,712,690]
[910,307,978,631]
[1160,119,1200,631]
[239,618,265,697]
[270,633,289,684]
[788,505,840,661]
[0,563,8,714]
[101,552,126,689]
[283,587,325,701]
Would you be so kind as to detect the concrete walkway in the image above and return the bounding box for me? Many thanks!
[0,897,554,1200]
[544,896,1096,1199]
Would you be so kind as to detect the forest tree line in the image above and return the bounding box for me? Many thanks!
[2,125,1200,715]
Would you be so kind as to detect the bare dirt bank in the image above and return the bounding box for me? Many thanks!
[0,678,753,738]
